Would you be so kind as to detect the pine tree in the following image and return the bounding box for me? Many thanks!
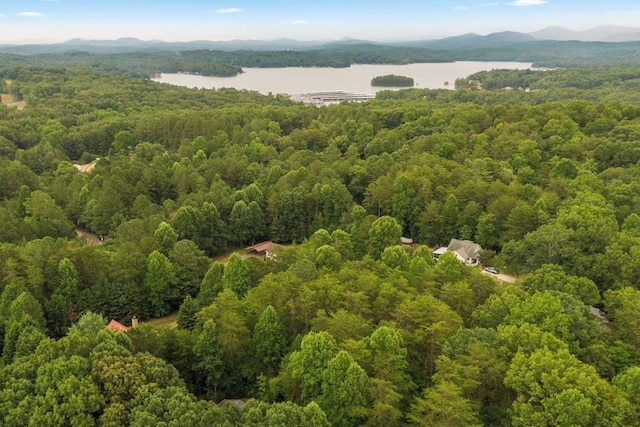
[222,254,251,298]
[143,250,177,317]
[251,305,286,377]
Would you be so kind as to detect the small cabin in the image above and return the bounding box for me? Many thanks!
[245,241,282,261]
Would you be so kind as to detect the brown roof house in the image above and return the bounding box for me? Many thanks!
[433,239,482,266]
[245,241,283,261]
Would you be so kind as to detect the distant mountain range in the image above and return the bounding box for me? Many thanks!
[528,25,640,42]
[0,38,323,55]
[397,31,536,50]
[2,25,640,55]
[398,25,640,50]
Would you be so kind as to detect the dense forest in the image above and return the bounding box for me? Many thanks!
[2,60,640,426]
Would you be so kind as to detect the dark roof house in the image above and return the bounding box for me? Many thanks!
[448,239,482,265]
[433,239,482,266]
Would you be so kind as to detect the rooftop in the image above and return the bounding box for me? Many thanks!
[107,319,129,332]
[246,241,277,254]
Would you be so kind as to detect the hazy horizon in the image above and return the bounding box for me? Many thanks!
[1,0,640,44]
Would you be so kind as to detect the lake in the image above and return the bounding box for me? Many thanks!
[152,62,534,95]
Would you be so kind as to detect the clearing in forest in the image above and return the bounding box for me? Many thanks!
[0,93,26,110]
[75,228,103,245]
[73,161,98,173]
[143,312,178,328]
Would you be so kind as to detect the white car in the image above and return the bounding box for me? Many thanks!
[484,267,499,274]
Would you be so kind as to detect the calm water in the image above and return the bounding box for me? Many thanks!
[152,62,533,95]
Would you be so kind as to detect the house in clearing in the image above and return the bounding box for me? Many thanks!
[433,239,482,266]
[245,241,282,261]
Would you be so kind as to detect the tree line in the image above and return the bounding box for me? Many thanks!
[5,39,640,80]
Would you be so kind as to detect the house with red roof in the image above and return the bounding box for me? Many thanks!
[107,319,129,332]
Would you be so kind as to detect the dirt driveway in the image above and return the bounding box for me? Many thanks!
[481,269,516,283]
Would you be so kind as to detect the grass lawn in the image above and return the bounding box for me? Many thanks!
[143,311,178,328]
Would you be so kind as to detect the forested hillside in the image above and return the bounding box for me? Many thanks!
[1,64,640,426]
[5,39,640,79]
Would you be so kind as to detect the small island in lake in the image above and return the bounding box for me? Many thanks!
[371,74,415,87]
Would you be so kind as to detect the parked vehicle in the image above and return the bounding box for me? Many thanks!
[484,266,499,274]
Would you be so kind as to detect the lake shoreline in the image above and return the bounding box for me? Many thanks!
[152,61,534,95]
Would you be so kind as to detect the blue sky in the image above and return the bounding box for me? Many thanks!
[1,0,640,43]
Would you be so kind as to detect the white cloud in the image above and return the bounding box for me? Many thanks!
[215,8,242,14]
[15,12,45,17]
[508,0,548,6]
[291,19,309,25]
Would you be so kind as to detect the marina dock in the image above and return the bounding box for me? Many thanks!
[291,91,375,105]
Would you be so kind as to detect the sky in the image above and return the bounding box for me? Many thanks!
[1,0,640,44]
